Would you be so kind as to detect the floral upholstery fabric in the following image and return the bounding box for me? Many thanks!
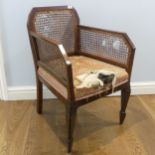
[38,55,128,99]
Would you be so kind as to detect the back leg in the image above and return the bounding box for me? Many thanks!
[120,84,131,124]
[36,78,43,114]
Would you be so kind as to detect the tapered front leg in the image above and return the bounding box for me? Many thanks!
[120,84,131,124]
[66,104,77,153]
[36,78,43,114]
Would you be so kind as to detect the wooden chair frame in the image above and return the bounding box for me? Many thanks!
[27,6,135,153]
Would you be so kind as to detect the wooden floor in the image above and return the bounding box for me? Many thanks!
[0,95,155,155]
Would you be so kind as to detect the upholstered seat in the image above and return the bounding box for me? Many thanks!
[38,55,128,99]
[70,56,128,98]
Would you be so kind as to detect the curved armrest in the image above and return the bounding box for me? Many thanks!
[78,25,135,78]
[30,31,71,64]
[29,31,75,100]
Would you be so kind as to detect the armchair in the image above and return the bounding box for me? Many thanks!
[27,6,135,153]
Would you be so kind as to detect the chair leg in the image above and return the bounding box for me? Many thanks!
[66,105,77,153]
[36,78,43,114]
[120,84,131,124]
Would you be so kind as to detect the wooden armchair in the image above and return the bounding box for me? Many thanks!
[27,6,135,153]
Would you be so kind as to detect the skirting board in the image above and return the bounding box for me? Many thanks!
[7,82,155,101]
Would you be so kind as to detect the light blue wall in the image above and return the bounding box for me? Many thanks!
[1,0,155,86]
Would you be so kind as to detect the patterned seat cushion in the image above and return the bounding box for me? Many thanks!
[69,56,128,98]
[38,55,128,99]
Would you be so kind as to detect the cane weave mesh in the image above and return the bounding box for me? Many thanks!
[36,38,68,86]
[79,28,130,66]
[34,10,76,53]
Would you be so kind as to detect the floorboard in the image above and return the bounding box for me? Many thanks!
[0,95,155,155]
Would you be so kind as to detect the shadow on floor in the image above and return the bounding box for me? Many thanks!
[37,98,148,154]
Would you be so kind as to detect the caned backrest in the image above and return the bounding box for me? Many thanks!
[28,6,79,54]
[27,6,79,89]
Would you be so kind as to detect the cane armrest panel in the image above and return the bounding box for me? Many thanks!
[79,25,135,71]
[30,31,72,87]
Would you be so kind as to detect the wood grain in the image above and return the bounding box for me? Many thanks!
[0,95,155,155]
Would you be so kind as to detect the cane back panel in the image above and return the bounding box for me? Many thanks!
[30,7,79,54]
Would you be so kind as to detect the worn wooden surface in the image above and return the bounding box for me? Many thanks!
[0,95,155,155]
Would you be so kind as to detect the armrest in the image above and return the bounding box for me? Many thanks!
[78,25,135,78]
[29,31,75,100]
[30,31,71,64]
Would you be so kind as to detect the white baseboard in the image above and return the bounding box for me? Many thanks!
[111,82,155,96]
[8,86,56,101]
[7,82,155,101]
[131,82,155,95]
